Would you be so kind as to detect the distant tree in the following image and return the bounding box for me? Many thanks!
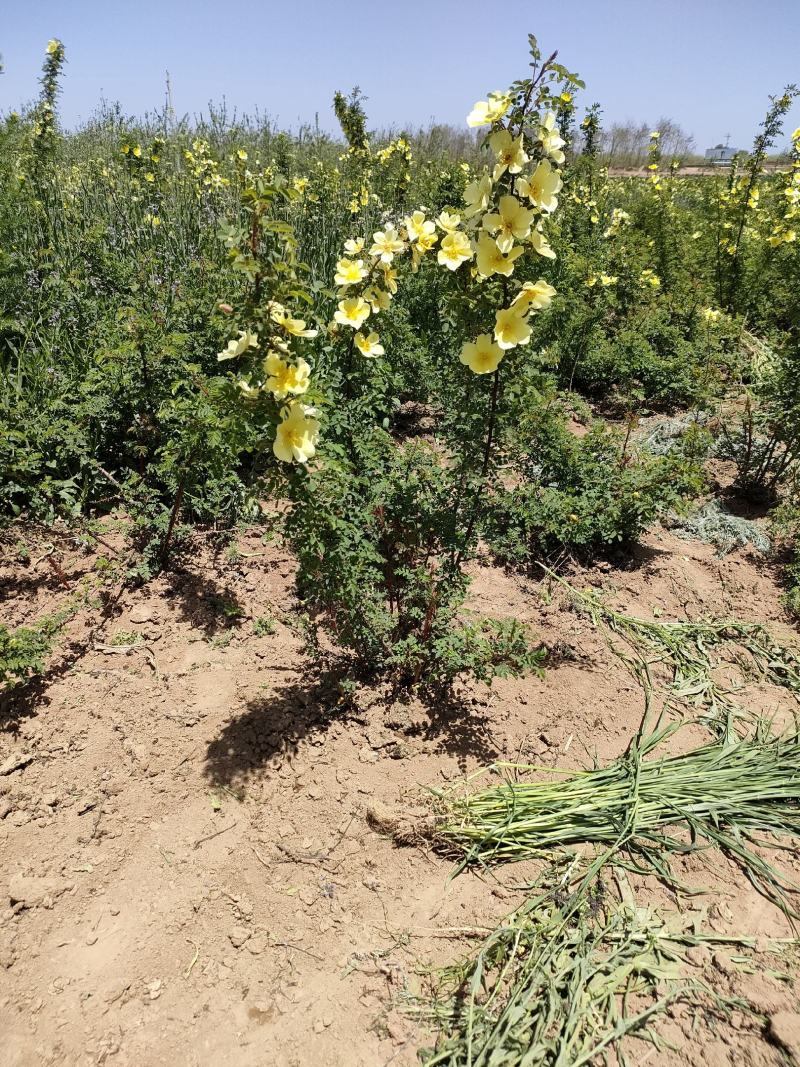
[600,117,694,167]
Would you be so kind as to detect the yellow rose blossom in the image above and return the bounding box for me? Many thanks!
[411,229,438,271]
[476,233,524,278]
[460,334,504,374]
[380,263,399,293]
[370,225,405,263]
[437,231,474,270]
[482,195,534,253]
[273,403,319,465]
[404,210,436,243]
[270,306,318,338]
[464,173,493,218]
[701,307,721,323]
[511,280,556,313]
[236,148,248,161]
[466,92,512,128]
[46,39,60,54]
[539,111,565,165]
[364,287,391,312]
[517,159,563,214]
[436,211,461,232]
[265,353,311,398]
[494,306,531,350]
[344,237,365,255]
[334,297,371,329]
[530,226,556,259]
[334,257,367,287]
[354,331,385,358]
[416,229,438,253]
[489,130,529,180]
[218,330,259,361]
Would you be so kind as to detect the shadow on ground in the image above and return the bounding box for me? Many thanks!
[204,669,504,788]
[161,568,248,638]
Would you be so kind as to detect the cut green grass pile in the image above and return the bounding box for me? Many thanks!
[573,586,800,739]
[433,725,800,914]
[413,863,759,1067]
[412,595,800,1066]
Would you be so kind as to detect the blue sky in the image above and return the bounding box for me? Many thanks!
[2,0,799,151]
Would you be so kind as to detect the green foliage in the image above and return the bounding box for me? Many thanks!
[0,605,71,692]
[720,340,800,501]
[3,33,800,696]
[0,623,52,691]
[284,435,544,689]
[332,88,370,155]
[487,402,707,564]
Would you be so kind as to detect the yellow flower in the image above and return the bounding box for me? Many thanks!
[334,297,370,329]
[539,111,565,165]
[489,129,529,180]
[218,330,259,361]
[379,263,399,293]
[344,237,365,255]
[599,274,617,286]
[265,353,311,398]
[411,228,438,271]
[482,195,534,253]
[271,305,318,338]
[370,225,405,263]
[404,210,435,243]
[236,148,248,161]
[293,177,309,193]
[334,257,367,287]
[273,403,320,464]
[464,173,493,218]
[530,226,556,259]
[416,229,438,253]
[132,145,142,159]
[517,159,562,214]
[475,234,524,278]
[437,231,474,270]
[46,39,60,55]
[466,92,511,128]
[354,331,385,358]
[436,211,461,232]
[459,334,504,374]
[511,280,556,313]
[640,269,661,289]
[494,307,531,350]
[144,172,155,183]
[364,287,391,312]
[701,307,721,323]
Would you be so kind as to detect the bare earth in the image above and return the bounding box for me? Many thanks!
[2,514,800,1066]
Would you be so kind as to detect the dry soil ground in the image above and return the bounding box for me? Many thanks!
[2,510,800,1067]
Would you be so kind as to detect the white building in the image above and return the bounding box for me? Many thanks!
[704,143,738,163]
